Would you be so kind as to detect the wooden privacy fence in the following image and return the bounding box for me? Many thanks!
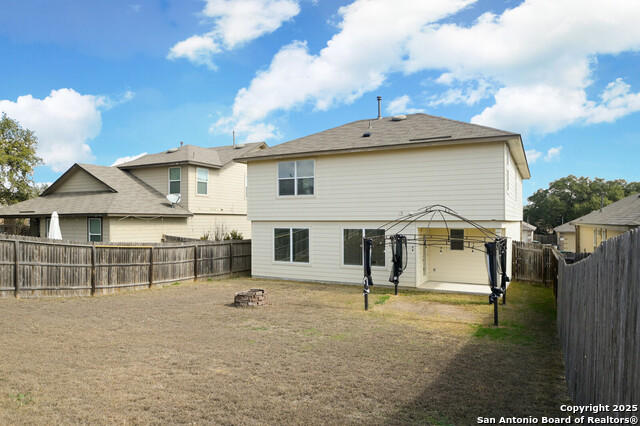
[0,234,251,298]
[556,228,639,410]
[511,241,558,288]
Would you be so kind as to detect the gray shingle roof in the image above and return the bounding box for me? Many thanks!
[239,113,518,159]
[570,193,640,227]
[554,223,576,233]
[0,164,192,218]
[116,142,265,169]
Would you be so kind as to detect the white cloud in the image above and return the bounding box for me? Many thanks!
[407,0,640,133]
[0,88,129,172]
[213,0,475,139]
[111,152,147,167]
[168,0,299,68]
[216,0,640,140]
[387,95,425,115]
[167,34,221,70]
[429,79,494,107]
[544,146,561,162]
[526,149,542,164]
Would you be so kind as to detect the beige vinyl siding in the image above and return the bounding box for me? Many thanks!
[575,225,628,253]
[251,221,410,287]
[129,166,188,207]
[559,232,576,252]
[423,228,490,285]
[505,146,523,221]
[252,219,519,287]
[187,162,248,215]
[107,214,251,242]
[248,142,506,222]
[39,216,107,242]
[55,170,109,193]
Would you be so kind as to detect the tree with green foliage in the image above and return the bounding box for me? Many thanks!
[524,175,640,233]
[0,113,43,205]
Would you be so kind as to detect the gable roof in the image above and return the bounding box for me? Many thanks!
[237,113,530,179]
[522,222,536,232]
[554,223,576,233]
[116,142,266,170]
[0,164,192,218]
[570,193,640,227]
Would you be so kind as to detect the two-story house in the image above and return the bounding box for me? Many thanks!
[238,114,530,291]
[0,142,265,242]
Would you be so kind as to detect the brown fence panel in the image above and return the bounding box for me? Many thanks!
[0,235,251,298]
[556,228,639,413]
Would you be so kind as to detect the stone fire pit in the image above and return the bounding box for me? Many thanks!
[234,289,269,307]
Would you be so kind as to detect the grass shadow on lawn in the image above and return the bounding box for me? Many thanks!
[384,282,573,425]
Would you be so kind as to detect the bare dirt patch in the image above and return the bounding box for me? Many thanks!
[0,279,571,425]
[378,297,483,323]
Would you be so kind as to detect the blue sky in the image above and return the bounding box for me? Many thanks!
[1,0,639,202]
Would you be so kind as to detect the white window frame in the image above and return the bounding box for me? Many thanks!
[196,167,208,196]
[45,218,51,237]
[593,228,598,249]
[273,227,310,264]
[168,167,181,195]
[88,217,102,242]
[341,228,386,268]
[277,159,315,197]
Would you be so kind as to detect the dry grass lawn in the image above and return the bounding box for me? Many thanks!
[0,278,571,425]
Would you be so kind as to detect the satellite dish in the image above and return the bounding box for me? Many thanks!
[166,194,181,206]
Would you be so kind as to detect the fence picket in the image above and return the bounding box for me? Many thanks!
[0,234,250,298]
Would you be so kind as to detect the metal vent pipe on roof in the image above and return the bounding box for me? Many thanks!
[377,96,382,120]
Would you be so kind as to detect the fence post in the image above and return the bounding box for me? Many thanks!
[193,244,198,281]
[14,239,20,298]
[148,247,154,288]
[229,242,234,274]
[91,245,96,296]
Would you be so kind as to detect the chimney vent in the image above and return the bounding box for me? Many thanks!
[180,141,183,147]
[377,96,382,120]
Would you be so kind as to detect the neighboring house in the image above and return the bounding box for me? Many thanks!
[521,221,536,243]
[238,113,530,291]
[0,143,265,242]
[553,223,576,252]
[571,193,640,253]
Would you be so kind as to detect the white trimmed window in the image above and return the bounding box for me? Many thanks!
[274,228,309,263]
[88,218,102,242]
[45,218,51,237]
[169,167,181,195]
[278,160,314,196]
[343,229,385,267]
[196,168,208,195]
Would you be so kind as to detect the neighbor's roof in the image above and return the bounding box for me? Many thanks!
[553,223,576,233]
[522,221,537,232]
[116,142,266,169]
[237,113,530,179]
[0,164,192,218]
[570,193,640,227]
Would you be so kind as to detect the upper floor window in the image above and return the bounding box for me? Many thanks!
[169,167,181,195]
[196,168,208,195]
[278,160,314,196]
